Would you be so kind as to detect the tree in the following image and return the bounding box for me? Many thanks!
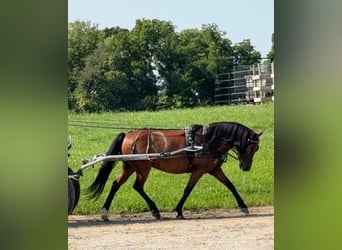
[175,24,234,106]
[130,19,180,109]
[267,33,274,62]
[68,20,104,109]
[68,19,265,112]
[232,39,261,65]
[103,26,129,38]
[76,30,135,112]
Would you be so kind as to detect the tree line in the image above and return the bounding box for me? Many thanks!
[68,19,274,112]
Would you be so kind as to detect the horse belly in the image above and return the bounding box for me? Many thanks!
[152,158,189,174]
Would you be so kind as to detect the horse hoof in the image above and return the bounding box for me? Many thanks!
[101,208,109,221]
[240,207,249,214]
[101,215,109,221]
[153,212,161,220]
[176,215,185,220]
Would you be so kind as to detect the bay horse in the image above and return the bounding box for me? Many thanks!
[87,121,263,221]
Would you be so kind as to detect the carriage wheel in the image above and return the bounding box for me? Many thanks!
[68,178,75,215]
[71,177,80,211]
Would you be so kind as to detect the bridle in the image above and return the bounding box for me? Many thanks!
[228,138,260,162]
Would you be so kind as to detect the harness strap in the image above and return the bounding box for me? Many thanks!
[201,125,208,146]
[146,129,151,154]
[185,124,209,172]
[131,130,143,153]
[184,125,196,172]
[186,151,195,172]
[184,126,194,147]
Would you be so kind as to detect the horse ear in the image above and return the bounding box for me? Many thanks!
[257,131,264,137]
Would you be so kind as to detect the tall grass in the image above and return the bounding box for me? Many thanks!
[68,103,274,214]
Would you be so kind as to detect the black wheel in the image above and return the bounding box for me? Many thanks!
[68,178,75,215]
[71,177,80,211]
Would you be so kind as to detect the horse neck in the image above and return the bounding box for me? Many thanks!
[207,123,250,151]
[228,124,251,150]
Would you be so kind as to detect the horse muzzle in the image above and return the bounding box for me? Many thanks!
[239,159,252,171]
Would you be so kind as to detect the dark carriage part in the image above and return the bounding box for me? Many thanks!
[68,168,80,214]
[68,177,75,215]
[68,136,81,214]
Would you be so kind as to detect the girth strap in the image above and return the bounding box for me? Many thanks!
[186,151,195,172]
[184,124,208,172]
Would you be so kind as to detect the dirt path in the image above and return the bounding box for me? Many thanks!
[68,206,274,249]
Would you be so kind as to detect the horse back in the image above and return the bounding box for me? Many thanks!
[121,129,186,154]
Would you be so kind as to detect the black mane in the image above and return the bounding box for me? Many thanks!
[203,122,255,153]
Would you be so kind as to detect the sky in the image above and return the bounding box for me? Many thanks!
[68,0,274,57]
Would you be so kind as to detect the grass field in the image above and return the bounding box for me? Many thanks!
[68,103,274,214]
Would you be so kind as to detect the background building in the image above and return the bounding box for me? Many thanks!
[215,62,274,105]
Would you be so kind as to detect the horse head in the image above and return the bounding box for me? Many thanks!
[237,131,263,171]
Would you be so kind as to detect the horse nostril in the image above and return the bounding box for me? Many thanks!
[240,159,252,171]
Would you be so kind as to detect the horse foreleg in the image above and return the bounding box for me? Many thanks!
[175,172,203,219]
[102,165,134,221]
[210,167,249,214]
[133,179,161,219]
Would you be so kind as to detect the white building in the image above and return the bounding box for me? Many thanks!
[215,62,274,105]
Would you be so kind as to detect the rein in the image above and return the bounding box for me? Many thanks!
[228,151,239,161]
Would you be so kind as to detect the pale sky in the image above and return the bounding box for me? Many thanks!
[68,0,274,57]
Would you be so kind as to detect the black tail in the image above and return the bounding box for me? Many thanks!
[86,133,126,200]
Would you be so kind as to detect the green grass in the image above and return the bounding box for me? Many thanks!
[68,103,274,214]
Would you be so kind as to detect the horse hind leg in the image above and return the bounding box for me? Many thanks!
[133,180,161,219]
[175,186,194,219]
[133,165,161,219]
[101,163,134,221]
[175,171,204,219]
